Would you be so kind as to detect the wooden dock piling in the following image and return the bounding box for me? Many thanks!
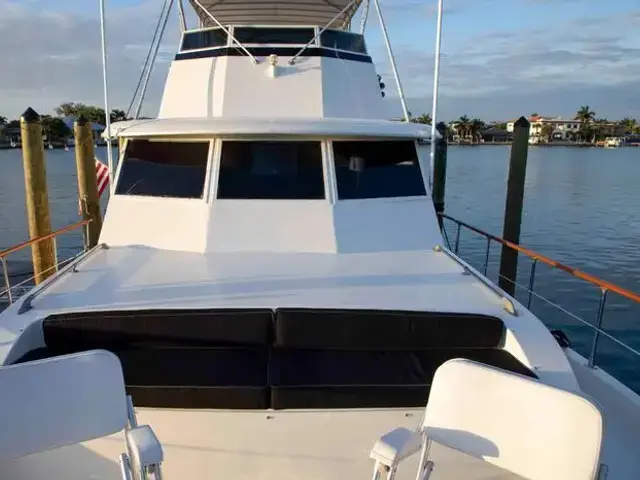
[498,116,530,296]
[432,121,448,230]
[74,116,103,247]
[20,108,56,285]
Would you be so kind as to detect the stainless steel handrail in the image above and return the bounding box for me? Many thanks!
[439,213,640,369]
[0,220,92,307]
[433,244,518,316]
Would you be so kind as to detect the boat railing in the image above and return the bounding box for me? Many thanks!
[0,220,91,305]
[439,213,640,375]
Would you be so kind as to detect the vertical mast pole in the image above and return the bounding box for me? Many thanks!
[429,0,444,189]
[99,0,115,193]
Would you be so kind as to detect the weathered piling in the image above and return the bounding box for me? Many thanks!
[74,116,103,247]
[498,116,530,295]
[432,121,448,230]
[20,108,56,284]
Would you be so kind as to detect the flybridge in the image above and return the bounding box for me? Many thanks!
[176,25,370,63]
[159,23,387,119]
[123,0,411,122]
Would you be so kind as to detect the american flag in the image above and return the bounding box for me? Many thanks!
[95,158,110,197]
[78,158,110,216]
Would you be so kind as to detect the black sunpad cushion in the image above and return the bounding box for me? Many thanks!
[43,309,273,348]
[120,347,269,409]
[275,308,506,349]
[269,349,536,409]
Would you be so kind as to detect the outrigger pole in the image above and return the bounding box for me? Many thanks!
[372,0,410,122]
[99,0,114,192]
[429,0,444,188]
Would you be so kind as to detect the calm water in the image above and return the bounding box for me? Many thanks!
[1,146,639,391]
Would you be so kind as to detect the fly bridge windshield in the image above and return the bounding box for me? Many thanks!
[115,140,210,199]
[179,26,368,55]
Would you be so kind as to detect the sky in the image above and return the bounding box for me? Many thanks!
[0,0,639,122]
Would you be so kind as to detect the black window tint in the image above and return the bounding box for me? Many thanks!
[116,140,210,198]
[217,141,324,200]
[181,29,227,51]
[233,27,315,44]
[320,30,367,54]
[333,141,426,200]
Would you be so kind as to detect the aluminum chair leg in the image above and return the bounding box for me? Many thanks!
[414,437,433,480]
[371,461,397,480]
[420,461,434,480]
[119,454,133,480]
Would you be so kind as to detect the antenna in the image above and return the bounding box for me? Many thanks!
[99,0,114,194]
[429,0,444,189]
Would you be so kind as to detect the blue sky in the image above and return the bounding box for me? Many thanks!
[1,0,639,121]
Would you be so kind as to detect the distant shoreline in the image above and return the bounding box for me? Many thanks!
[450,142,640,148]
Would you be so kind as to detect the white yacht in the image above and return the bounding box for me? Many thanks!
[1,1,640,479]
[603,137,622,148]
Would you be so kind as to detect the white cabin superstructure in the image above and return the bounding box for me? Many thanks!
[160,25,389,119]
[1,1,640,479]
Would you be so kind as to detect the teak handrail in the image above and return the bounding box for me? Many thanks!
[0,220,91,260]
[439,213,640,305]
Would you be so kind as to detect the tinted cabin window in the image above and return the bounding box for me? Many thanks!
[217,141,324,199]
[333,140,426,200]
[320,30,367,54]
[181,28,228,51]
[233,27,315,45]
[116,140,210,198]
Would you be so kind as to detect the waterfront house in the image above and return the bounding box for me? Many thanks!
[481,126,512,143]
[61,116,106,145]
[0,126,21,147]
[596,122,626,137]
[507,115,581,140]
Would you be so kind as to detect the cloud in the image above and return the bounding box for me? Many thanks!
[0,0,638,122]
[372,10,640,120]
[0,0,179,118]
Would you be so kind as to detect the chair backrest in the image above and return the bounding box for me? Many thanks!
[0,350,129,462]
[423,358,603,480]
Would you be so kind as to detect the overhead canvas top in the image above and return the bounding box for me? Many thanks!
[188,0,363,29]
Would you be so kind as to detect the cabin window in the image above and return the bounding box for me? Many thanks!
[181,28,228,51]
[333,140,426,200]
[233,27,315,45]
[320,30,367,54]
[217,141,325,200]
[115,140,210,199]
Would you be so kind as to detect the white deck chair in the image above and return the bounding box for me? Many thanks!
[370,358,605,480]
[0,350,163,479]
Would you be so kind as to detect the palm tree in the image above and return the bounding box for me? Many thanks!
[110,109,128,122]
[540,123,554,143]
[469,118,485,143]
[619,117,638,134]
[593,118,610,142]
[575,105,595,124]
[574,106,595,143]
[412,113,432,125]
[456,115,470,140]
[0,116,6,125]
